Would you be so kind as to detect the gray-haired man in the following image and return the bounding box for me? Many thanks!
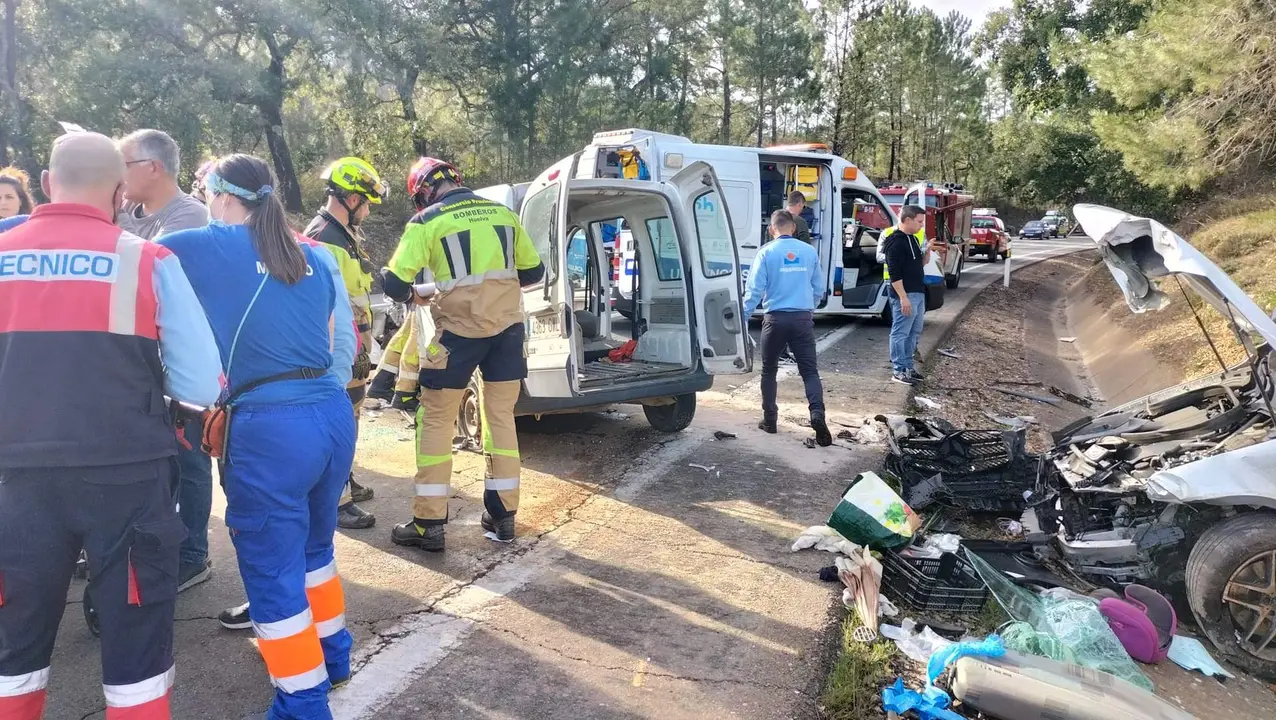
[116,129,213,594]
[118,129,208,238]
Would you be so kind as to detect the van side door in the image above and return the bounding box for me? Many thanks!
[667,161,752,374]
[518,155,579,397]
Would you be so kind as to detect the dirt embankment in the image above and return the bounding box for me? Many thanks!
[1072,196,1276,400]
[915,253,1100,451]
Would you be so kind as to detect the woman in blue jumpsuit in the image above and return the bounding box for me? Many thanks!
[158,154,356,720]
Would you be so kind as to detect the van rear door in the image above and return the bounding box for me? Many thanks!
[668,161,752,374]
[518,155,578,397]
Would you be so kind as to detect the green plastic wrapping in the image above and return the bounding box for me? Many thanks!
[966,550,1154,691]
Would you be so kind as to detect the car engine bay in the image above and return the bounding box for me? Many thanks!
[1024,355,1276,588]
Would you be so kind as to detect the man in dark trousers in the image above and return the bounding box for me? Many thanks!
[883,205,929,385]
[0,131,221,719]
[743,209,832,446]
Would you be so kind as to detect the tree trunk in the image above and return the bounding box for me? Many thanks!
[755,66,764,147]
[260,104,302,212]
[1,0,30,170]
[398,67,428,156]
[525,99,537,175]
[259,32,301,212]
[720,50,732,144]
[675,44,691,136]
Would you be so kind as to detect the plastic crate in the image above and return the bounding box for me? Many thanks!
[881,549,989,614]
[891,454,1041,512]
[896,428,1023,469]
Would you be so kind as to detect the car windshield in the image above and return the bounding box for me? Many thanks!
[1024,222,1043,229]
[973,218,996,229]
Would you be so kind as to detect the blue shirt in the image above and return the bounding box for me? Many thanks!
[157,222,355,407]
[742,236,825,315]
[0,214,30,233]
[0,211,221,406]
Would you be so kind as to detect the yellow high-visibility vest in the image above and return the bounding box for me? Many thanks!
[881,226,925,281]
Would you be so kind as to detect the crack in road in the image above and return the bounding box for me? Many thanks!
[480,623,815,696]
[344,430,713,687]
[345,440,660,677]
[570,518,814,572]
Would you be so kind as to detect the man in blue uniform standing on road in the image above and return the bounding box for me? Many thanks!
[742,209,832,447]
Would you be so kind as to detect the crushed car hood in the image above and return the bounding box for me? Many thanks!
[1049,205,1276,509]
[1073,204,1276,349]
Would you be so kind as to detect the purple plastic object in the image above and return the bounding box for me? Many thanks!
[1099,584,1177,664]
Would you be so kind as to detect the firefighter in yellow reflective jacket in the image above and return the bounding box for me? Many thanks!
[304,157,387,531]
[383,157,543,551]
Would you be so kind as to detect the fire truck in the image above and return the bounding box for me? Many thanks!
[878,183,974,290]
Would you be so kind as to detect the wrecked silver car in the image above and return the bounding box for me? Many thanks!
[1025,204,1276,679]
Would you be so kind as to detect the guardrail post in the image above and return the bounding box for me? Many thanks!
[1004,245,1012,288]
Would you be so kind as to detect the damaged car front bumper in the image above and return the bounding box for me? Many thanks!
[1025,205,1276,588]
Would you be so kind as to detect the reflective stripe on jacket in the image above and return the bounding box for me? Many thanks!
[386,188,541,338]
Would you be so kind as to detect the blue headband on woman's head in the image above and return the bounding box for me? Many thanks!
[205,172,272,202]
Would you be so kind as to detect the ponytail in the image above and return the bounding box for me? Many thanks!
[209,154,307,284]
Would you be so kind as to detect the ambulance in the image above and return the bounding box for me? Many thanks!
[571,128,947,319]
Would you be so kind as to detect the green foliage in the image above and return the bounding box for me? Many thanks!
[0,0,1260,227]
[822,0,987,184]
[1084,0,1276,190]
[821,614,896,719]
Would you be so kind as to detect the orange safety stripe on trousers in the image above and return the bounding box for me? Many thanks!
[104,692,170,720]
[256,624,325,680]
[305,576,345,625]
[0,690,47,720]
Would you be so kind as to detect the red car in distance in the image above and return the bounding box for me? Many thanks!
[969,212,1009,262]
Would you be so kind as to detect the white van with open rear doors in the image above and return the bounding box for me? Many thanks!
[420,151,753,444]
[570,129,947,320]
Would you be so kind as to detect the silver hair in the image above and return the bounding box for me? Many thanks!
[119,129,180,177]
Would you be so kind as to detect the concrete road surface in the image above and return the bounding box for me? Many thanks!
[42,238,1089,719]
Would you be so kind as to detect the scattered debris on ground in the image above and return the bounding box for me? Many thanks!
[818,255,1276,719]
[917,254,1100,453]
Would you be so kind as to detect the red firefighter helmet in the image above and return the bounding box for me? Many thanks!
[407,157,463,209]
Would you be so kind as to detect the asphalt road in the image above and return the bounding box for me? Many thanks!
[41,236,1090,720]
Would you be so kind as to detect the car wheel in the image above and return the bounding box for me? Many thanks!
[455,376,483,451]
[945,259,961,290]
[924,283,945,311]
[643,393,696,433]
[1185,511,1276,679]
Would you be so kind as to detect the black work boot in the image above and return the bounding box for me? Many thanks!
[348,474,374,502]
[811,412,833,447]
[481,511,516,542]
[391,391,420,414]
[367,370,396,401]
[391,520,445,551]
[757,416,778,434]
[338,502,376,530]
